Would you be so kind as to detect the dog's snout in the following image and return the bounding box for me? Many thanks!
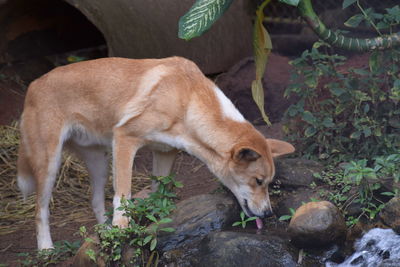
[263,210,274,218]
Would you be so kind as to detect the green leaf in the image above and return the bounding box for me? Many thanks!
[278,0,300,6]
[322,117,335,128]
[146,214,158,223]
[369,51,379,73]
[143,235,153,246]
[232,221,242,227]
[278,215,292,221]
[158,218,173,224]
[160,227,175,233]
[178,0,234,40]
[344,14,364,28]
[305,126,317,137]
[302,111,316,124]
[150,238,157,251]
[251,1,273,125]
[342,0,358,9]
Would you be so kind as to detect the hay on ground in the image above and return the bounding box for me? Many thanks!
[0,123,151,235]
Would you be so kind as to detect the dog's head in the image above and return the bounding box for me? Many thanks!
[225,138,294,218]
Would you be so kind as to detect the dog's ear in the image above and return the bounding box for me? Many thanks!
[233,147,261,162]
[266,139,295,158]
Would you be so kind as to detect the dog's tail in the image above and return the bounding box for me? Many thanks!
[17,142,36,201]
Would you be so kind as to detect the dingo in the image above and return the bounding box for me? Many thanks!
[17,57,294,250]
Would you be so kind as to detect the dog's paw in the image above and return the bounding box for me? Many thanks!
[112,215,129,228]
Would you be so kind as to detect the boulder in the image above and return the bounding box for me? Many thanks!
[380,197,400,233]
[288,201,347,248]
[193,231,298,267]
[215,54,296,124]
[64,0,253,74]
[274,158,323,189]
[157,193,240,252]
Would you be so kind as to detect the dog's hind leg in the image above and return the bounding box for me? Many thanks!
[23,117,68,250]
[68,144,109,224]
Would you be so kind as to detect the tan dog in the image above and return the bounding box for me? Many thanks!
[17,57,294,250]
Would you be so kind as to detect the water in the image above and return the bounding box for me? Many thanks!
[326,228,400,267]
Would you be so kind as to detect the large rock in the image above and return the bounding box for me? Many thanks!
[275,158,323,189]
[215,54,296,123]
[380,197,400,233]
[64,0,253,74]
[192,231,297,267]
[157,193,240,252]
[288,201,347,248]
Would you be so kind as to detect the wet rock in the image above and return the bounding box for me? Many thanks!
[380,197,400,233]
[274,158,323,189]
[288,201,347,248]
[194,231,297,267]
[157,193,239,252]
[215,54,295,124]
[274,188,321,218]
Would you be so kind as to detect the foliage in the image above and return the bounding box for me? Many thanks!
[314,154,400,227]
[178,0,234,40]
[18,240,81,267]
[87,175,182,267]
[284,40,400,162]
[278,207,296,221]
[232,211,257,228]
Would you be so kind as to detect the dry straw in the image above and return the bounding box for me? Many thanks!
[0,123,151,235]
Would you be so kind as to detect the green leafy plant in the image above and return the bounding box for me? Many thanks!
[89,175,182,266]
[278,207,296,221]
[18,240,81,267]
[285,41,400,162]
[314,154,399,227]
[232,211,257,228]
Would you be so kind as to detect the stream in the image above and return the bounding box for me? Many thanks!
[326,228,400,267]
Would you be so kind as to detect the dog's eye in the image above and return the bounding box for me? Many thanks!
[255,178,263,186]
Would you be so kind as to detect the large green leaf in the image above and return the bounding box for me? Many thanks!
[342,0,357,9]
[178,0,234,40]
[251,0,273,125]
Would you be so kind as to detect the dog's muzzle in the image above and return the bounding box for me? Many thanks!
[244,199,274,218]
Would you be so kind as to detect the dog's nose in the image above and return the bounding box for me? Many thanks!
[263,210,274,218]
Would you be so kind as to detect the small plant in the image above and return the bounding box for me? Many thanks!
[278,207,296,221]
[232,211,257,228]
[313,154,400,227]
[18,240,81,267]
[89,175,182,266]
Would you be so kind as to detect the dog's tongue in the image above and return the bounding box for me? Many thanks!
[256,218,263,229]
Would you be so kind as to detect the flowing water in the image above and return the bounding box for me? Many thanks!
[326,228,400,267]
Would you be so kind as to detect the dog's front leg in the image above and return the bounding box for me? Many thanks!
[112,131,142,228]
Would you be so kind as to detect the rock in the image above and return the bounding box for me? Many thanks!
[64,0,253,74]
[215,54,296,124]
[194,231,297,267]
[288,201,347,248]
[275,158,323,189]
[73,235,106,267]
[274,188,321,218]
[157,193,240,252]
[380,197,400,233]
